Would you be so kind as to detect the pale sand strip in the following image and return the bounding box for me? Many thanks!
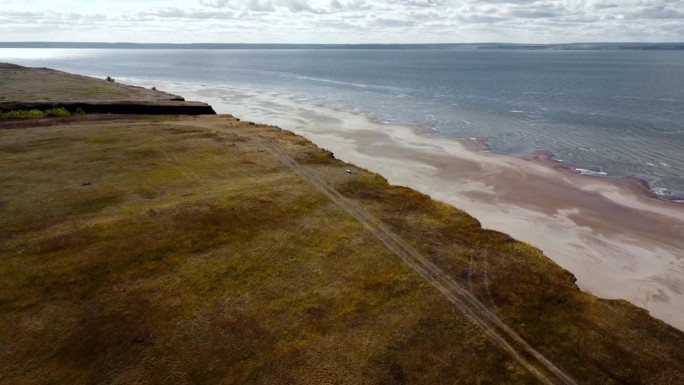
[127,79,684,331]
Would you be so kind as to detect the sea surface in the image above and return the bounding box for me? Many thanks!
[2,48,683,198]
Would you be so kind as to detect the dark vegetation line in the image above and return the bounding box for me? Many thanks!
[0,102,215,116]
[253,133,578,385]
[0,107,81,119]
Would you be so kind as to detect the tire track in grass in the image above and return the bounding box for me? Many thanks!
[255,134,578,385]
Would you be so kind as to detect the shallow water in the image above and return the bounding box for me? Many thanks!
[2,48,683,197]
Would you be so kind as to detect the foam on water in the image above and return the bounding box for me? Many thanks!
[574,168,608,176]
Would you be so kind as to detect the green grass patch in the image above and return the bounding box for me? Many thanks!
[1,109,46,119]
[0,107,78,120]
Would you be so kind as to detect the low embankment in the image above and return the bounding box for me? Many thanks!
[0,63,215,115]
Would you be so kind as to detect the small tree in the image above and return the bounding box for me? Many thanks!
[106,76,115,82]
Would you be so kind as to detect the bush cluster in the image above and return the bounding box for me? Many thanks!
[0,107,85,119]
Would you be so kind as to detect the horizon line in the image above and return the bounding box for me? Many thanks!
[2,41,684,45]
[1,42,683,52]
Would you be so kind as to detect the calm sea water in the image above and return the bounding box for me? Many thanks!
[2,48,683,197]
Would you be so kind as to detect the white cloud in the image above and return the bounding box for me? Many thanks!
[0,0,682,43]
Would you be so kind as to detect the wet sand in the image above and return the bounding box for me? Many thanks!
[293,115,684,332]
[126,79,684,331]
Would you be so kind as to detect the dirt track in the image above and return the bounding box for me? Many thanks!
[251,131,577,385]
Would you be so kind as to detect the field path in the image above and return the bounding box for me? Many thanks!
[250,133,578,385]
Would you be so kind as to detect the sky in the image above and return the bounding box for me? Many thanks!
[1,0,683,44]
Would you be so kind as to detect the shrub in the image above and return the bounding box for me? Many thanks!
[0,109,44,119]
[0,107,75,119]
[44,107,71,117]
[106,76,115,82]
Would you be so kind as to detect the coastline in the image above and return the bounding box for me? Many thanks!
[124,78,684,331]
[4,66,684,383]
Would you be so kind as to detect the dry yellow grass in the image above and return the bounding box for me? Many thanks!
[0,114,682,384]
[0,63,169,103]
[0,64,214,115]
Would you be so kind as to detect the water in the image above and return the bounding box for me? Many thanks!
[2,48,683,198]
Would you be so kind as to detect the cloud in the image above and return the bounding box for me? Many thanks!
[198,0,372,14]
[374,17,416,27]
[396,0,445,7]
[1,0,683,43]
[135,8,236,20]
[633,4,684,19]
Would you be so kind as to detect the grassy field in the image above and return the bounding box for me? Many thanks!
[1,114,683,384]
[0,63,173,103]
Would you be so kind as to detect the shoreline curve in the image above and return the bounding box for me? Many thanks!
[123,78,684,332]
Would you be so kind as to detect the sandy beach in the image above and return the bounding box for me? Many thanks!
[124,79,684,331]
[322,122,684,331]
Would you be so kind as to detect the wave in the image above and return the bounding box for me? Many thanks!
[284,73,411,93]
[574,168,608,176]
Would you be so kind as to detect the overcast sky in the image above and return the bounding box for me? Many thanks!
[1,0,683,44]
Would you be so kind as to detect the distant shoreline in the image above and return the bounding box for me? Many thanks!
[1,41,684,50]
